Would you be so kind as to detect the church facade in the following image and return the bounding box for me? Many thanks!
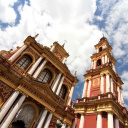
[0,35,78,128]
[74,37,128,128]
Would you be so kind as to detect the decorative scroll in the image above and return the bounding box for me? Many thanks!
[0,80,13,104]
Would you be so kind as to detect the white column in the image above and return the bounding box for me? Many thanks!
[72,119,76,128]
[50,45,55,52]
[79,114,84,128]
[108,57,109,63]
[115,118,119,128]
[102,56,104,65]
[96,48,98,53]
[52,73,62,92]
[117,87,121,103]
[62,57,67,64]
[56,76,65,95]
[36,109,48,128]
[44,113,53,128]
[100,75,104,94]
[8,45,27,62]
[33,60,47,78]
[82,81,87,97]
[1,95,26,128]
[91,61,94,69]
[121,91,124,106]
[0,91,19,122]
[105,55,107,63]
[87,80,91,97]
[111,78,113,93]
[108,113,114,128]
[97,113,102,128]
[67,86,74,106]
[28,56,43,75]
[94,60,96,69]
[106,74,110,92]
[62,124,66,128]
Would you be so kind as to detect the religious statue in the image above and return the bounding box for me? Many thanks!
[56,118,63,128]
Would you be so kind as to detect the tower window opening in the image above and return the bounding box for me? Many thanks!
[99,47,102,52]
[97,59,101,66]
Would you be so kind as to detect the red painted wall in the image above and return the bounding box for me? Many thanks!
[84,113,97,128]
[102,112,107,128]
[76,114,81,128]
[119,121,124,128]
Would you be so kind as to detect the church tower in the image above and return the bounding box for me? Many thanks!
[74,37,128,128]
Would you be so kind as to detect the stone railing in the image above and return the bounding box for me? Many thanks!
[76,92,117,104]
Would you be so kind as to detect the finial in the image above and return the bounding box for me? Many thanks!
[33,34,39,39]
[78,94,80,98]
[62,42,65,47]
[74,71,77,76]
[102,33,104,37]
[62,40,67,47]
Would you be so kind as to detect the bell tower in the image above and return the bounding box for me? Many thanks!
[74,37,128,128]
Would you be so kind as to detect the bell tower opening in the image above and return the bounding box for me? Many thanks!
[99,47,102,52]
[97,59,101,66]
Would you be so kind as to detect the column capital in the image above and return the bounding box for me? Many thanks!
[100,73,104,77]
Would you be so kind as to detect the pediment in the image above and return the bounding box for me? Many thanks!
[31,80,57,102]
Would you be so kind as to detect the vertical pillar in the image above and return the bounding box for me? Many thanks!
[82,80,87,97]
[62,57,67,64]
[0,91,19,122]
[94,60,96,69]
[102,56,104,65]
[105,55,107,63]
[100,75,104,94]
[121,91,124,106]
[62,124,66,128]
[117,87,121,103]
[8,45,27,62]
[52,73,62,92]
[28,56,43,75]
[106,74,110,92]
[56,75,65,95]
[97,113,102,128]
[36,109,48,128]
[108,112,114,128]
[96,48,99,53]
[111,78,113,93]
[91,60,94,69]
[50,45,55,52]
[1,95,26,128]
[79,114,84,128]
[33,60,47,78]
[87,79,91,97]
[44,112,53,128]
[67,86,74,106]
[115,117,119,128]
[72,119,76,128]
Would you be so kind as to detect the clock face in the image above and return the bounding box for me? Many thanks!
[92,78,100,87]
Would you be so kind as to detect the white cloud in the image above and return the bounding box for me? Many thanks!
[121,71,128,101]
[0,0,103,82]
[0,0,17,24]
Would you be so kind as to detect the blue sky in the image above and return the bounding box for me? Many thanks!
[0,0,128,106]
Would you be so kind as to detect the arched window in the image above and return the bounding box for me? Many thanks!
[99,47,102,52]
[17,55,32,70]
[59,85,67,99]
[97,59,101,66]
[38,69,52,84]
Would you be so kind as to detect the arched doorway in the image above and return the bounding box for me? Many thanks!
[12,104,36,128]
